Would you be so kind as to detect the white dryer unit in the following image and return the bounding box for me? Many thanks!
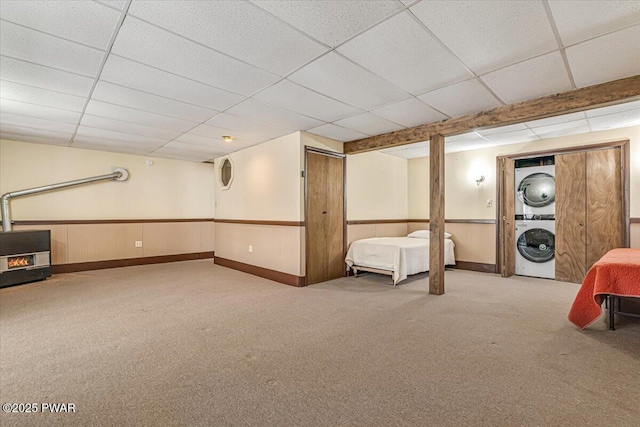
[515,165,556,216]
[515,220,555,279]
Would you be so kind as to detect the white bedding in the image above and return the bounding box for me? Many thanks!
[345,237,456,285]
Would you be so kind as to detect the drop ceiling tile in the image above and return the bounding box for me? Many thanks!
[73,139,157,155]
[225,98,323,131]
[588,110,640,131]
[75,126,168,146]
[338,12,471,95]
[381,147,430,159]
[548,1,640,46]
[175,133,223,146]
[445,138,495,154]
[480,52,572,104]
[95,1,127,11]
[253,79,362,122]
[476,123,529,136]
[100,56,244,111]
[155,141,225,157]
[418,79,502,118]
[0,112,77,134]
[480,129,539,145]
[189,123,276,146]
[288,52,410,110]
[410,1,557,74]
[0,56,94,97]
[333,112,404,136]
[525,112,587,128]
[110,17,279,96]
[252,0,402,47]
[91,81,218,122]
[531,120,591,139]
[0,99,80,124]
[128,1,327,76]
[85,100,198,132]
[371,98,447,127]
[79,115,181,140]
[150,146,219,162]
[0,123,72,141]
[446,131,483,143]
[0,132,70,147]
[0,21,103,77]
[306,124,367,142]
[566,26,640,88]
[0,0,121,50]
[205,113,294,139]
[586,101,640,117]
[0,80,86,111]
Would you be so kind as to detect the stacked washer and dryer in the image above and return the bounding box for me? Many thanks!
[515,159,556,279]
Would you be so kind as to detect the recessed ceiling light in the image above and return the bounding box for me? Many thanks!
[222,135,235,142]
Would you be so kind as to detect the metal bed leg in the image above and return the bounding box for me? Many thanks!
[608,295,615,331]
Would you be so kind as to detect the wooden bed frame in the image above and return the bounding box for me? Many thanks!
[351,265,398,286]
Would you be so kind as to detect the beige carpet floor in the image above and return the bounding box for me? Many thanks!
[1,260,638,426]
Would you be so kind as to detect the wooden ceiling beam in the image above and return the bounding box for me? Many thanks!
[344,74,640,154]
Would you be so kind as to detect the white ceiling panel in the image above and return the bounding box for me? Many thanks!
[205,113,293,139]
[110,17,279,96]
[75,126,169,146]
[371,98,447,127]
[410,1,557,75]
[333,112,404,136]
[252,79,362,122]
[0,123,72,140]
[225,98,324,131]
[154,140,225,156]
[0,56,94,97]
[100,56,244,111]
[95,1,127,11]
[566,26,640,88]
[0,112,77,134]
[91,81,218,122]
[0,21,104,77]
[445,138,495,154]
[0,131,70,147]
[174,133,223,148]
[481,52,572,104]
[189,123,274,147]
[418,78,502,118]
[0,99,80,123]
[288,52,410,110]
[79,114,182,140]
[476,123,529,136]
[381,146,430,159]
[588,110,640,131]
[128,0,327,76]
[530,119,591,139]
[84,100,198,132]
[150,146,219,162]
[480,129,539,145]
[339,12,471,95]
[0,0,121,50]
[72,139,157,155]
[525,112,587,128]
[0,80,86,111]
[306,124,367,142]
[252,0,402,47]
[586,100,640,117]
[548,1,640,46]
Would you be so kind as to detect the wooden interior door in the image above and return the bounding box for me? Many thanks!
[555,151,587,283]
[306,150,345,285]
[499,157,515,277]
[586,147,623,269]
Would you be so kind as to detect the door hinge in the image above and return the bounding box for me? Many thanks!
[301,171,305,178]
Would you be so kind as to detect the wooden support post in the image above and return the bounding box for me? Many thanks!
[429,134,445,295]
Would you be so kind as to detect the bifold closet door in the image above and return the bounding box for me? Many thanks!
[586,148,623,268]
[555,152,587,283]
[306,151,344,285]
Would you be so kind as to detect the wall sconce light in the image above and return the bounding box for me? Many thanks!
[475,175,485,186]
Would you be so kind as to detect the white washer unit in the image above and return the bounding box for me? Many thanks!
[515,220,555,279]
[515,165,556,216]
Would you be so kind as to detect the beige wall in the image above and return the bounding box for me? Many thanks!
[408,222,496,264]
[0,139,215,220]
[346,151,408,221]
[347,222,408,247]
[409,126,640,219]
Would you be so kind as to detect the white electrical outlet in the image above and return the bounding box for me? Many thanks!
[135,241,143,248]
[249,245,253,253]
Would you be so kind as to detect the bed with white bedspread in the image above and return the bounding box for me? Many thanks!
[345,234,455,285]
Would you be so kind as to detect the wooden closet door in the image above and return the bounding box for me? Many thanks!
[500,157,515,277]
[555,152,586,283]
[586,148,622,269]
[306,150,345,285]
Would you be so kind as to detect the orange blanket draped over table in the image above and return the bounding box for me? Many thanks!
[568,248,640,329]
